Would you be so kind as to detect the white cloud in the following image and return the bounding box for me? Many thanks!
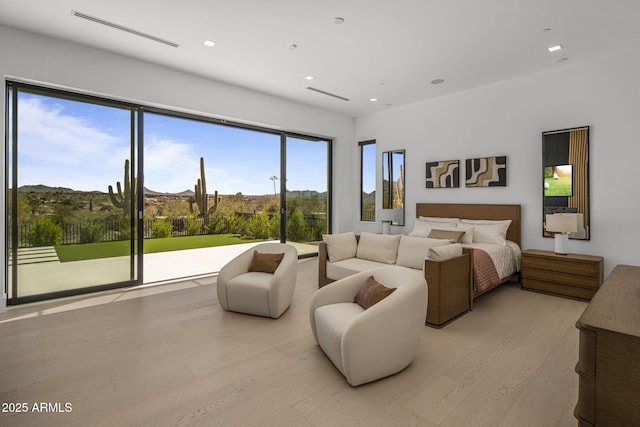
[14,96,327,195]
[17,96,131,191]
[143,136,201,193]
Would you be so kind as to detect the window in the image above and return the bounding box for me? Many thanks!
[5,82,332,303]
[359,140,376,221]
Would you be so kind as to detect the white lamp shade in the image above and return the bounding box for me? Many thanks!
[545,213,579,233]
[570,213,586,239]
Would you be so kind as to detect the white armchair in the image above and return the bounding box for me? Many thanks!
[217,243,298,319]
[309,266,427,386]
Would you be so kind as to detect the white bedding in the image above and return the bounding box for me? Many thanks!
[461,240,521,280]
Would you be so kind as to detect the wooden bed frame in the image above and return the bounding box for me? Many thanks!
[416,203,522,307]
[416,203,521,247]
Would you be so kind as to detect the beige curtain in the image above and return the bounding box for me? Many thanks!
[568,128,588,227]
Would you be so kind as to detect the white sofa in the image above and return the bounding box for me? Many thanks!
[309,266,427,386]
[318,232,473,327]
[320,232,452,282]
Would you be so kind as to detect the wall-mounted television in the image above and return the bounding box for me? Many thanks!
[544,164,572,197]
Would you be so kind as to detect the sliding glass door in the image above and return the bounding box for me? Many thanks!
[6,83,141,303]
[284,135,330,256]
[141,111,281,278]
[5,83,332,303]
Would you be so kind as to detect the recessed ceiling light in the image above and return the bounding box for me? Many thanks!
[203,40,216,47]
[334,17,345,24]
[430,78,445,85]
[305,75,315,81]
[547,44,563,53]
[289,43,298,50]
[369,98,378,102]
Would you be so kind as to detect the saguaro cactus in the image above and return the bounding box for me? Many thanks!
[191,157,219,216]
[108,159,137,216]
[194,157,208,216]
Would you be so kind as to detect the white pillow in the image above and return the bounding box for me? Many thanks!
[322,231,358,262]
[356,232,401,264]
[396,235,452,269]
[460,219,512,227]
[460,219,511,245]
[426,243,463,261]
[408,219,431,237]
[450,223,474,244]
[418,216,461,223]
[409,218,458,238]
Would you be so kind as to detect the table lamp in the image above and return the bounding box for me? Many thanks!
[545,213,579,254]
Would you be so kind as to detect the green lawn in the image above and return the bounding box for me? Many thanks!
[55,234,264,262]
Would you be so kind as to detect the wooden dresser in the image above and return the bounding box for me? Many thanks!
[521,249,603,300]
[574,265,640,426]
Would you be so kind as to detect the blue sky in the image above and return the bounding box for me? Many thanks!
[16,93,328,194]
[362,143,376,193]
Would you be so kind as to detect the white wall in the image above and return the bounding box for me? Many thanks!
[355,50,640,277]
[2,23,639,309]
[0,24,356,311]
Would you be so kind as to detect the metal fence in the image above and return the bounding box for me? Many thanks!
[362,209,376,222]
[14,213,326,248]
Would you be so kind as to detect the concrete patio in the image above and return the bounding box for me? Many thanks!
[8,241,317,299]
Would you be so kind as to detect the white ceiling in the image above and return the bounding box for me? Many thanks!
[1,0,640,117]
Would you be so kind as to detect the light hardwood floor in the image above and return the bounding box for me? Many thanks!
[0,258,586,426]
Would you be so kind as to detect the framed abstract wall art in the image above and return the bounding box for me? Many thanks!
[465,156,507,187]
[426,160,459,188]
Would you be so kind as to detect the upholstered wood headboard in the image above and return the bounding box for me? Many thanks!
[415,203,521,247]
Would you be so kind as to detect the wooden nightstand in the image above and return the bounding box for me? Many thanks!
[521,249,603,301]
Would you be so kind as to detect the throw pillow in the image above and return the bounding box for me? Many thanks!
[322,231,358,262]
[355,232,401,264]
[428,229,465,243]
[396,235,452,269]
[248,251,285,274]
[426,243,463,261]
[354,275,396,309]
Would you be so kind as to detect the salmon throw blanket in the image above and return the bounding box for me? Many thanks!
[473,248,500,292]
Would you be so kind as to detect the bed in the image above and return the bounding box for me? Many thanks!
[415,203,521,308]
[316,202,521,327]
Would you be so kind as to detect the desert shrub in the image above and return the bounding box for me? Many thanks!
[310,217,327,241]
[119,217,133,240]
[184,214,201,236]
[226,214,246,235]
[207,213,226,234]
[286,209,310,242]
[269,214,280,239]
[27,217,63,246]
[79,221,105,243]
[151,218,173,238]
[246,211,271,239]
